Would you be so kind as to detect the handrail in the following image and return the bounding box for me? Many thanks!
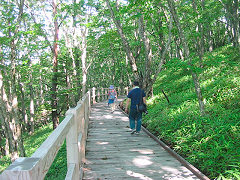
[0,87,128,180]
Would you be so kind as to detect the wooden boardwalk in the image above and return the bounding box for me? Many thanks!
[83,98,200,180]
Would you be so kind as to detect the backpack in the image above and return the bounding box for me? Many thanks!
[136,89,147,113]
[109,90,116,100]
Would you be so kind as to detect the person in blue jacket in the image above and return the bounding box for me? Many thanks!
[125,81,146,135]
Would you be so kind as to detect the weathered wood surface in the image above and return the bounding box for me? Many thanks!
[83,98,200,180]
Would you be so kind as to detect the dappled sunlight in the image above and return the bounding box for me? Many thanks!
[132,156,153,168]
[201,78,214,88]
[99,128,107,130]
[175,75,191,85]
[147,94,161,105]
[161,166,181,174]
[126,170,153,180]
[118,116,129,122]
[160,166,197,180]
[96,141,109,145]
[130,149,154,155]
[103,114,114,119]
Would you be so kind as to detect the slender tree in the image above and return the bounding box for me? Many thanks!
[105,0,139,80]
[51,0,60,129]
[167,0,206,116]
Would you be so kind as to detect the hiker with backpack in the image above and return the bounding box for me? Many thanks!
[108,85,117,113]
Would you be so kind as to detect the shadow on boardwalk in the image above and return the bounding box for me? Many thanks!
[83,97,200,180]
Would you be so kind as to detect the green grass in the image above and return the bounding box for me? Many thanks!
[142,45,240,179]
[0,156,11,173]
[44,141,67,180]
[24,124,53,156]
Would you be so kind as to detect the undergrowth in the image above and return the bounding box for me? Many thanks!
[142,45,240,179]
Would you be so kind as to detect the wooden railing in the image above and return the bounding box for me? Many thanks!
[0,87,128,180]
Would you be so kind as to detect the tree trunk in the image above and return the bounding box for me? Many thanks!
[29,72,35,134]
[167,0,206,116]
[138,11,153,92]
[18,78,29,131]
[39,68,45,105]
[62,28,76,107]
[27,58,35,133]
[75,52,82,99]
[51,0,59,129]
[105,0,139,80]
[0,71,23,160]
[81,17,88,95]
[6,5,26,157]
[0,107,10,156]
[0,113,6,157]
[150,16,173,95]
[9,41,26,159]
[192,0,204,67]
[63,62,71,108]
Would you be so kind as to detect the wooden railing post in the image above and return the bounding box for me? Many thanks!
[101,88,104,101]
[81,93,89,161]
[126,86,129,94]
[99,88,101,101]
[105,88,107,100]
[97,88,100,102]
[92,87,96,104]
[88,91,91,115]
[65,109,80,180]
[85,92,90,133]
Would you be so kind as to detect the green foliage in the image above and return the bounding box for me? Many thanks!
[0,156,11,173]
[143,45,240,179]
